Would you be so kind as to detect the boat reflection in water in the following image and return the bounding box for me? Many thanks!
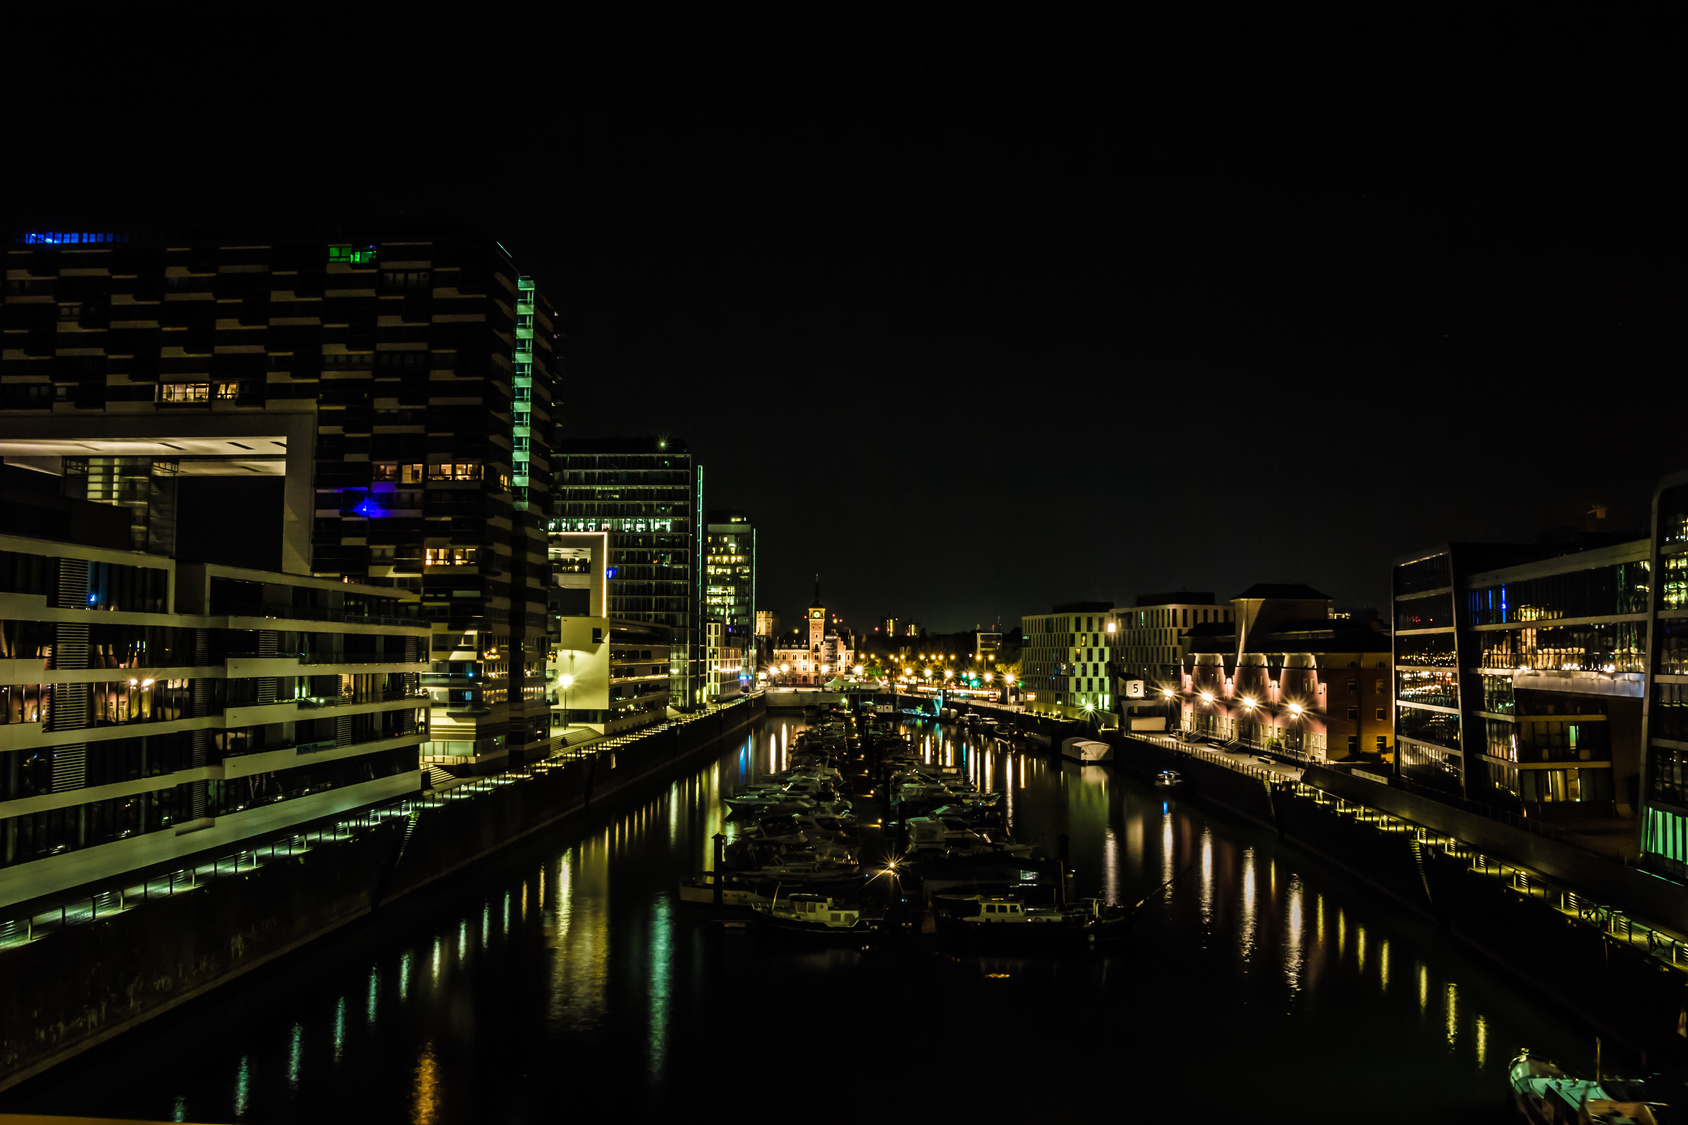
[0,716,1611,1123]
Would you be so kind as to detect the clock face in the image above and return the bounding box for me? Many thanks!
[811,611,822,619]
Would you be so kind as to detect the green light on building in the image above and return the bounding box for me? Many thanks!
[328,245,377,264]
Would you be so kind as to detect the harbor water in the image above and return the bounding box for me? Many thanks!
[2,716,1606,1122]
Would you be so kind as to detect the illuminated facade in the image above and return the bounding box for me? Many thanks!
[1113,593,1233,688]
[0,233,560,772]
[1020,603,1116,719]
[1640,471,1688,878]
[543,529,670,737]
[552,438,703,709]
[1173,586,1391,762]
[770,586,854,686]
[1392,540,1649,810]
[0,504,428,910]
[705,509,755,659]
[704,619,746,704]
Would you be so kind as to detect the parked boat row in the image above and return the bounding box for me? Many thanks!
[681,710,1152,951]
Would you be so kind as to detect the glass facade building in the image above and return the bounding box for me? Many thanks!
[552,439,703,708]
[705,510,756,659]
[1641,471,1688,878]
[1392,539,1650,812]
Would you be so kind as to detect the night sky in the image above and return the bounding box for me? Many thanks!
[6,11,1680,633]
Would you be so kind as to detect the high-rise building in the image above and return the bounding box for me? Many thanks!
[552,437,703,708]
[0,231,559,772]
[705,509,755,651]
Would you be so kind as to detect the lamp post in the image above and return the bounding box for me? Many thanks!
[1162,687,1178,738]
[558,673,574,736]
[1287,701,1306,763]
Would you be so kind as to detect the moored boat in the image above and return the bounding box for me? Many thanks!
[1507,1050,1664,1125]
[751,891,878,937]
[931,892,1133,950]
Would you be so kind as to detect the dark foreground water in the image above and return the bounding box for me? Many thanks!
[5,717,1607,1123]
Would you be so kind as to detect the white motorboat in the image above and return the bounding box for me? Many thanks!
[1060,737,1112,763]
[752,891,876,936]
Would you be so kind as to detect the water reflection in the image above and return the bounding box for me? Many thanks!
[411,1042,439,1125]
[2,714,1603,1123]
[1239,847,1258,963]
[1283,876,1303,997]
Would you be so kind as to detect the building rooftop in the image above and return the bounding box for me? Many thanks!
[1134,591,1216,607]
[1233,583,1331,601]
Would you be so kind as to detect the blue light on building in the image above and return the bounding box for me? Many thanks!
[21,232,130,246]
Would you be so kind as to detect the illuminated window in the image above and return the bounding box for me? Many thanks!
[328,245,377,265]
[159,383,210,403]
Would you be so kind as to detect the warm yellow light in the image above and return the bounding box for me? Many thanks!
[1200,691,1214,704]
[1242,697,1256,710]
[1288,703,1304,717]
[558,674,574,689]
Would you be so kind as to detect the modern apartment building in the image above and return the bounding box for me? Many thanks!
[705,509,756,657]
[1113,592,1233,687]
[1640,471,1688,878]
[1,508,429,910]
[543,528,670,737]
[0,231,560,772]
[552,437,703,709]
[1391,538,1649,811]
[1020,602,1116,719]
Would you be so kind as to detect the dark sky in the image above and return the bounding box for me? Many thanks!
[6,10,1680,632]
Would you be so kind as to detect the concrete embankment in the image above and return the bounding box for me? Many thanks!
[0,697,764,1092]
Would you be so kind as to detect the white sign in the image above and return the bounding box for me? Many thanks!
[1124,679,1145,699]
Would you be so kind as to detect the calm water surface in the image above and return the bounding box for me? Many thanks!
[5,717,1605,1122]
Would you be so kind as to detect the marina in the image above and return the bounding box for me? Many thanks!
[0,712,1633,1121]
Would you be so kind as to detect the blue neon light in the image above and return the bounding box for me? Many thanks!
[605,567,618,580]
[21,232,130,246]
[351,497,385,518]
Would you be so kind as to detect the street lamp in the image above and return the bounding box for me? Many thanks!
[558,673,574,735]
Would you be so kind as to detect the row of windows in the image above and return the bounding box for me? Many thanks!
[1655,682,1688,743]
[1475,621,1646,673]
[1467,560,1650,626]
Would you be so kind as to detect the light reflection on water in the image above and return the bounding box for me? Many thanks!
[5,714,1606,1124]
[1283,875,1303,998]
[1239,847,1258,963]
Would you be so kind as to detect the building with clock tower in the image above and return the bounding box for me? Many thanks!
[770,579,855,686]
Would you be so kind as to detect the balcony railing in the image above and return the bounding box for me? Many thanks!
[215,603,424,629]
[294,690,428,710]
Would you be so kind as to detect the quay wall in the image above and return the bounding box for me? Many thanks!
[0,697,764,1092]
[1097,730,1688,1057]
